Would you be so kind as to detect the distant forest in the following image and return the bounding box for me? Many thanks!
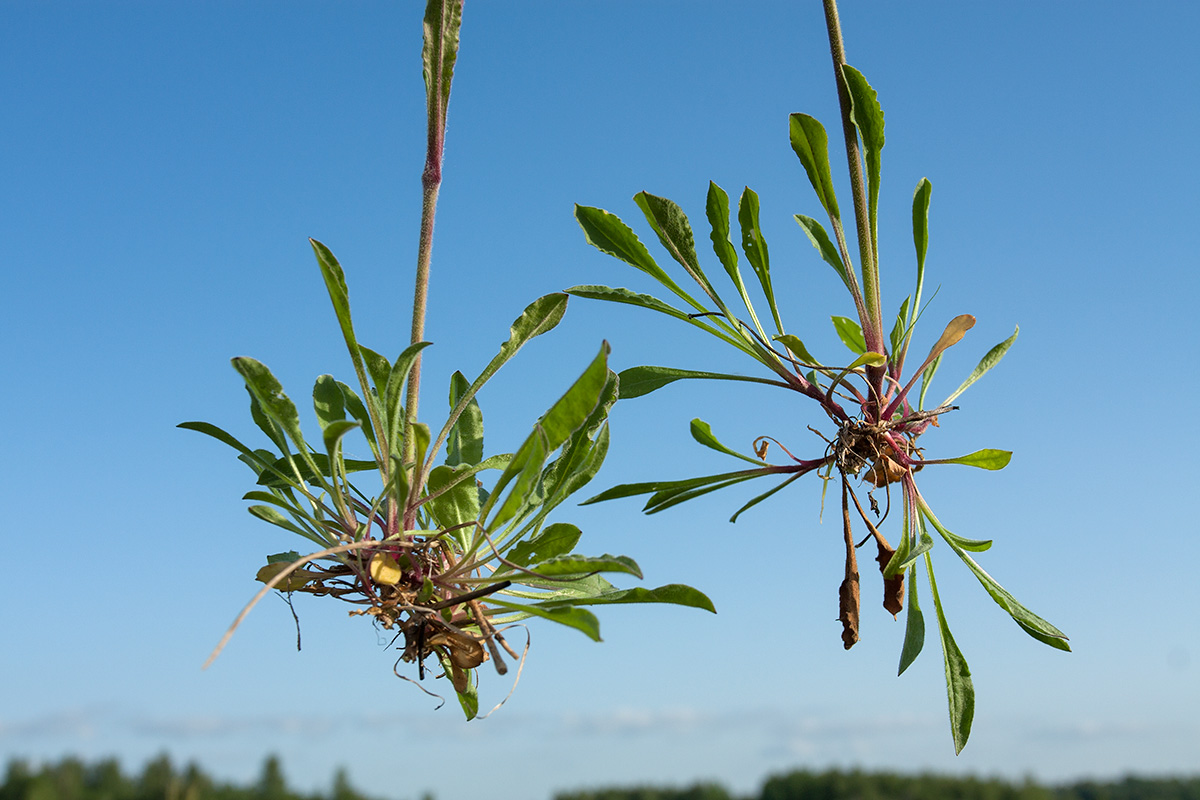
[2,756,1198,800]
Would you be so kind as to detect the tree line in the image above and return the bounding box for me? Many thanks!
[2,756,1197,800]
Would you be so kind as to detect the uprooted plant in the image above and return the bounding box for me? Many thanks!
[568,0,1067,751]
[180,0,712,719]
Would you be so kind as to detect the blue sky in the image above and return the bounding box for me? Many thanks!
[2,3,1198,799]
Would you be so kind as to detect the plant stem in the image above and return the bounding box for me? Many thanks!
[403,0,461,527]
[821,0,883,353]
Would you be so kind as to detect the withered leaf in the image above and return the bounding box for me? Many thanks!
[255,562,319,593]
[427,630,486,670]
[839,571,860,650]
[875,539,905,617]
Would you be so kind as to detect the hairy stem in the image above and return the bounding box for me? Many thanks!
[403,0,460,527]
[821,0,885,360]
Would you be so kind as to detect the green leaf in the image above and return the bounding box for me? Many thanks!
[266,550,302,564]
[921,500,1069,650]
[917,353,941,412]
[426,463,480,532]
[897,562,925,675]
[794,214,851,290]
[831,316,867,355]
[484,345,611,530]
[321,419,360,466]
[537,584,717,614]
[924,553,974,754]
[178,421,273,470]
[428,295,569,476]
[248,390,288,454]
[788,113,841,222]
[738,187,782,333]
[488,599,602,641]
[232,358,305,451]
[566,284,756,358]
[705,182,745,296]
[336,381,378,455]
[310,239,382,439]
[889,297,911,358]
[911,178,932,324]
[886,523,934,576]
[729,472,805,523]
[633,191,720,306]
[255,454,377,488]
[841,65,885,253]
[772,334,822,367]
[690,419,764,466]
[312,375,345,431]
[359,345,392,398]
[942,326,1019,406]
[583,468,768,512]
[566,284,693,323]
[536,342,610,452]
[247,505,331,546]
[527,554,643,580]
[616,365,788,400]
[446,370,484,467]
[575,205,700,309]
[923,449,1012,471]
[505,522,582,568]
[422,0,462,138]
[383,341,433,449]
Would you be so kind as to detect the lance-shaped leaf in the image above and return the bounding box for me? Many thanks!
[255,454,377,488]
[729,471,807,523]
[773,334,823,367]
[738,187,783,334]
[178,421,275,473]
[707,182,772,340]
[422,0,461,137]
[889,315,976,416]
[841,65,885,263]
[583,468,769,511]
[634,192,728,315]
[321,419,360,479]
[885,524,934,577]
[909,178,932,341]
[483,344,610,529]
[312,375,345,430]
[921,449,1012,471]
[615,365,790,400]
[531,584,717,614]
[383,341,433,448]
[233,359,328,492]
[897,562,925,675]
[889,296,911,359]
[924,553,975,754]
[831,316,867,355]
[789,113,841,222]
[504,522,582,569]
[526,553,642,580]
[575,205,702,311]
[942,326,1019,406]
[425,294,569,481]
[794,214,852,291]
[247,505,331,547]
[488,599,602,642]
[426,463,480,532]
[690,419,765,466]
[445,370,483,467]
[921,499,1070,651]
